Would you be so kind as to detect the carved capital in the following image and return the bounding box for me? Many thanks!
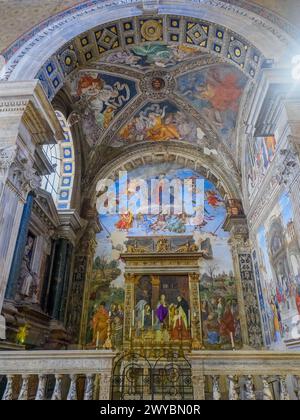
[6,148,41,198]
[0,145,16,171]
[124,273,137,284]
[224,214,249,247]
[189,272,200,283]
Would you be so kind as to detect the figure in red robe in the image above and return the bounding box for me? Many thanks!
[296,293,300,316]
[219,304,235,339]
[171,307,190,340]
[206,190,223,208]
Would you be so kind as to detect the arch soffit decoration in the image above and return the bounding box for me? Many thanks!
[86,142,242,207]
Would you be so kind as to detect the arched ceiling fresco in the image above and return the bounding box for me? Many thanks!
[36,15,262,100]
[4,7,295,201]
[33,14,255,170]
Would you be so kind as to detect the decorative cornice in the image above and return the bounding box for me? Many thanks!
[57,210,87,246]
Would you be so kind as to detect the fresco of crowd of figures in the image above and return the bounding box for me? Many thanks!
[86,163,242,350]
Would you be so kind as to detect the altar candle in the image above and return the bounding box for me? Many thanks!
[152,310,154,326]
[142,309,144,328]
[132,310,135,326]
[230,332,235,350]
[96,331,99,349]
[188,310,191,326]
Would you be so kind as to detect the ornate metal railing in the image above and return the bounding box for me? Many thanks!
[0,349,300,400]
[0,350,116,400]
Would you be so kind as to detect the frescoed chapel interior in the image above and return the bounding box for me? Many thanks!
[0,0,300,401]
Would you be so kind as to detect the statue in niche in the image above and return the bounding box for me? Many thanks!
[18,234,39,303]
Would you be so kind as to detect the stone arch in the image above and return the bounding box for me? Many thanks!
[0,1,297,84]
[85,142,242,206]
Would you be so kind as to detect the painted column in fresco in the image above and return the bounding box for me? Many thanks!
[78,217,101,346]
[224,213,262,347]
[251,249,272,347]
[150,275,160,314]
[188,272,203,349]
[237,253,264,348]
[124,273,137,345]
[5,192,35,300]
[66,255,88,343]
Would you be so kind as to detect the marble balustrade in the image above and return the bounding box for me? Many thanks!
[0,350,116,400]
[190,350,300,400]
[0,350,299,400]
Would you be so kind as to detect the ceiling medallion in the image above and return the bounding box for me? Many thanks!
[140,71,175,99]
[151,77,165,91]
[141,19,163,41]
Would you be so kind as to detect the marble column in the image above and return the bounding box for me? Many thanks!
[47,238,72,321]
[98,369,113,400]
[0,81,63,339]
[5,192,34,299]
[191,369,205,400]
[0,156,40,338]
[59,242,74,324]
[124,273,137,343]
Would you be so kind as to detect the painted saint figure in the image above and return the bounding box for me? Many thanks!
[171,307,190,340]
[115,211,134,230]
[156,294,168,325]
[91,302,109,346]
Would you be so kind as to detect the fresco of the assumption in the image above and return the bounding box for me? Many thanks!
[100,43,202,69]
[176,65,246,145]
[111,101,200,146]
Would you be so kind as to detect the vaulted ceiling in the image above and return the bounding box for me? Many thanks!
[1,0,298,203]
[35,12,259,195]
[0,0,299,55]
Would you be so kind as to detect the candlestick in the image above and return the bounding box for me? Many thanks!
[230,331,235,350]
